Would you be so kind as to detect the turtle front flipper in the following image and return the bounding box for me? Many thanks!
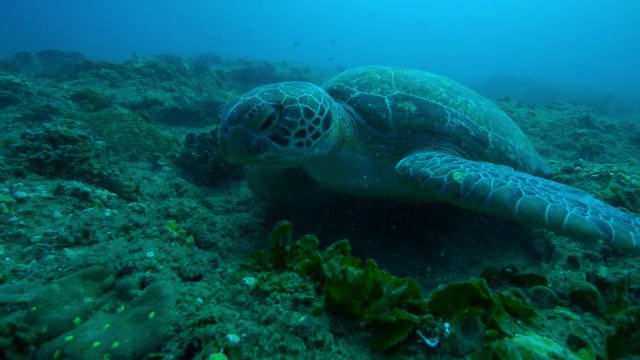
[396,152,640,248]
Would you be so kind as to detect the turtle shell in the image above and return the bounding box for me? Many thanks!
[322,66,550,176]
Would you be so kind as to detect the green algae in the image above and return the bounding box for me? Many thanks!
[426,277,537,350]
[256,221,623,357]
[257,221,598,355]
[606,306,640,359]
[264,220,429,350]
[490,332,596,360]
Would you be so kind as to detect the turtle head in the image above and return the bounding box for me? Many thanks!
[218,82,339,168]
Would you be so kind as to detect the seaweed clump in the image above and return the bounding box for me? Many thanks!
[253,221,623,357]
[257,222,543,352]
[607,306,640,359]
[260,220,429,351]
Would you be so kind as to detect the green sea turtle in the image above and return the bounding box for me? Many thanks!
[218,66,640,248]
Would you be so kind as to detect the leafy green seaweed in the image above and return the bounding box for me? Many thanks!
[265,220,429,350]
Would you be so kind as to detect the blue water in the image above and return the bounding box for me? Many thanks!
[1,0,639,94]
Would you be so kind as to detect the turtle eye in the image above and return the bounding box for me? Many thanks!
[259,107,279,131]
[249,104,282,132]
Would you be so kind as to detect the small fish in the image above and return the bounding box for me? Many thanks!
[420,20,426,28]
[293,40,301,46]
[331,39,336,45]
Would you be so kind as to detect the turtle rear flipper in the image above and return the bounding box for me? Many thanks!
[396,152,640,248]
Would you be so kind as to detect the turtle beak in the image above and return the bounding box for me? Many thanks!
[219,125,277,165]
[218,125,258,164]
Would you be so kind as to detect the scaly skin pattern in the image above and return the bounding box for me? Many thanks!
[396,152,640,248]
[324,66,551,176]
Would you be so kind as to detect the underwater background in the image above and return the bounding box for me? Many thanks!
[0,1,640,359]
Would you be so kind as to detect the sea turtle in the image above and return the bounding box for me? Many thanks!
[218,66,640,249]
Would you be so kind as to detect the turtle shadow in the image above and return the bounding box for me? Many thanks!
[260,175,553,292]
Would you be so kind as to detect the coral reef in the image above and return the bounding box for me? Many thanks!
[177,128,243,186]
[0,49,639,359]
[66,106,180,159]
[0,50,91,77]
[0,266,176,359]
[69,88,113,112]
